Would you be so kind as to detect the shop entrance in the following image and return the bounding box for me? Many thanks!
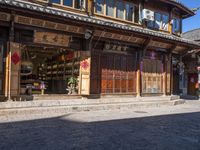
[101,52,137,94]
[20,46,81,95]
[188,73,198,96]
[142,58,164,94]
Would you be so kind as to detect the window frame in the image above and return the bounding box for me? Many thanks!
[125,2,135,22]
[94,0,138,24]
[172,18,181,34]
[147,11,169,32]
[49,0,86,11]
[116,0,125,20]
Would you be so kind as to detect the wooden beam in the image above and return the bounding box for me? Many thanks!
[169,44,178,53]
[142,37,152,56]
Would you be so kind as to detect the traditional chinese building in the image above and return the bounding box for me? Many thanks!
[182,29,200,97]
[0,0,199,101]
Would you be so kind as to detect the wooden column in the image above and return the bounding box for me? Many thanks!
[136,68,141,97]
[169,45,177,95]
[169,52,173,95]
[163,55,167,96]
[87,0,94,15]
[136,51,142,97]
[5,12,15,100]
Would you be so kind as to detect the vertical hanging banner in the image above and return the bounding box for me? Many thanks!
[79,52,91,95]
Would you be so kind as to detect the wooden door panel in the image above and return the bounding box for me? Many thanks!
[114,79,121,93]
[121,79,127,93]
[142,59,163,94]
[101,53,137,94]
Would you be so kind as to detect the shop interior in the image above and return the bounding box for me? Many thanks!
[20,45,81,95]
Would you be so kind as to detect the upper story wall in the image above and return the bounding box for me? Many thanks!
[26,0,194,37]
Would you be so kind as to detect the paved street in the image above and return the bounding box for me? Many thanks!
[0,100,200,150]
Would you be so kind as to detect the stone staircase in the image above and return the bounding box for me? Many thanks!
[0,96,184,116]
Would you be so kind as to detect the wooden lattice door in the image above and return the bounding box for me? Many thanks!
[142,59,163,94]
[101,53,136,94]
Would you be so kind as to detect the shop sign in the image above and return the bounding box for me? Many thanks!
[11,52,20,65]
[34,31,70,47]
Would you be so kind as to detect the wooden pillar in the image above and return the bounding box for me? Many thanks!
[163,55,167,96]
[138,0,143,25]
[136,51,142,97]
[170,53,174,95]
[87,0,94,15]
[5,12,15,100]
[79,34,93,96]
[4,46,10,97]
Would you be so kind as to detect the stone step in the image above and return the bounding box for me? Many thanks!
[0,99,185,116]
[0,96,175,109]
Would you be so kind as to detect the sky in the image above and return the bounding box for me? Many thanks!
[181,0,200,32]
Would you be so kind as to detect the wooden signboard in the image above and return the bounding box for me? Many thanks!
[0,12,10,22]
[34,31,70,47]
[15,15,84,34]
[79,52,91,95]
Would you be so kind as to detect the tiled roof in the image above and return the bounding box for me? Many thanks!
[0,0,199,47]
[169,0,193,14]
[182,29,200,41]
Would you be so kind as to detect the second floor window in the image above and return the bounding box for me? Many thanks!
[116,0,124,19]
[106,0,115,17]
[125,3,134,21]
[162,15,169,31]
[173,18,181,33]
[63,0,73,7]
[50,0,60,4]
[50,0,85,10]
[147,12,169,31]
[96,0,104,14]
[95,0,138,23]
[155,13,161,29]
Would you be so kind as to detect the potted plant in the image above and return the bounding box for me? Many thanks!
[67,76,78,95]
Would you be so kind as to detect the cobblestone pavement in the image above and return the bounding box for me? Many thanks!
[0,100,200,150]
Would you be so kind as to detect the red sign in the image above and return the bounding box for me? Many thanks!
[11,52,20,65]
[80,60,89,70]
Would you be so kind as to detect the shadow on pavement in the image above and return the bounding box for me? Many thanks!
[0,112,200,150]
[181,95,199,100]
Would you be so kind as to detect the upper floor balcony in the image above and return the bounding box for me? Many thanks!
[12,0,196,36]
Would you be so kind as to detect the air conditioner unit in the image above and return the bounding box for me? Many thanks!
[142,9,154,21]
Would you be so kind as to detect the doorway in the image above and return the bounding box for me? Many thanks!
[188,73,198,96]
[101,52,137,94]
[20,45,81,95]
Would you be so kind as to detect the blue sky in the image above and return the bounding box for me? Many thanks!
[181,0,200,32]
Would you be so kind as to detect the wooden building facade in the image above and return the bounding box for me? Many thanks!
[0,0,199,100]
